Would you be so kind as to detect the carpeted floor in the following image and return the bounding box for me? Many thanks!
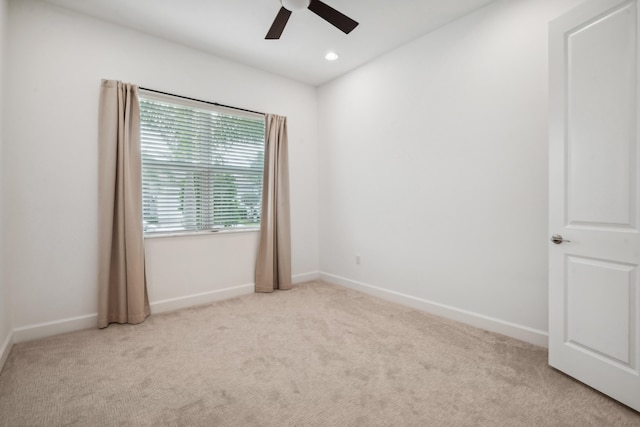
[0,280,638,426]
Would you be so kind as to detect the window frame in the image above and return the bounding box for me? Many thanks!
[138,89,266,238]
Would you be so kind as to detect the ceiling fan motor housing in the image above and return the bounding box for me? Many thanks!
[282,0,311,12]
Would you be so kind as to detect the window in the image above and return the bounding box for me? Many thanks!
[139,91,265,235]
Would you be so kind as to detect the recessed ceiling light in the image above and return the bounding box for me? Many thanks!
[325,52,339,61]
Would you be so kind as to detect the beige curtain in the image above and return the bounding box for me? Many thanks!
[97,79,149,328]
[255,114,292,292]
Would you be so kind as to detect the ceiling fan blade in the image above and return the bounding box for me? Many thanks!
[265,7,292,39]
[307,0,359,34]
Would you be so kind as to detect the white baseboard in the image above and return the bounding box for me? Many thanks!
[9,271,542,352]
[320,273,549,348]
[293,271,320,284]
[0,330,14,373]
[152,271,322,313]
[7,274,324,345]
[150,282,254,314]
[11,283,255,343]
[13,314,97,344]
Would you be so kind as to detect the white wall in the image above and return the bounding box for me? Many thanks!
[317,0,583,343]
[5,0,319,336]
[3,0,592,347]
[0,0,10,362]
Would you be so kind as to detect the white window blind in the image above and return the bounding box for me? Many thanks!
[139,91,265,235]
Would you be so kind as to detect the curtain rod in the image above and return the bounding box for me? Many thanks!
[138,87,265,116]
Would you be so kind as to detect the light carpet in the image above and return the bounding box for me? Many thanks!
[0,280,638,426]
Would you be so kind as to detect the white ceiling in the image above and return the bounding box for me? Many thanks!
[41,0,497,86]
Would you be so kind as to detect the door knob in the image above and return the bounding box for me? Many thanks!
[550,234,570,244]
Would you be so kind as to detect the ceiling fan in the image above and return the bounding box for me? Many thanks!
[266,0,359,40]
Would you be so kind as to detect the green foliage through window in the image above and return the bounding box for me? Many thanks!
[139,93,265,234]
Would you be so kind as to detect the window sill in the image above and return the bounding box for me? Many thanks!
[144,227,260,239]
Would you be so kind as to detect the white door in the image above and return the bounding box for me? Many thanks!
[549,0,640,412]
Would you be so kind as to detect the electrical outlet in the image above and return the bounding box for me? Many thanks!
[356,255,361,265]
